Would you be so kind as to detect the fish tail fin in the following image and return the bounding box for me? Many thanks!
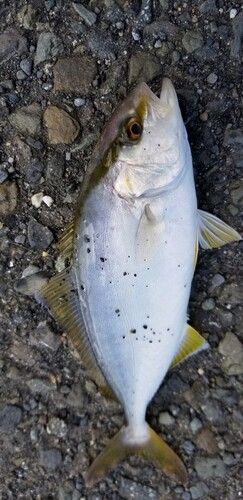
[85,423,188,487]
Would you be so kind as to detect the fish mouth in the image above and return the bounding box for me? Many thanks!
[160,78,178,106]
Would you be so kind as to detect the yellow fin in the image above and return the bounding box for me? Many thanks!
[36,269,108,388]
[171,324,208,369]
[85,423,188,487]
[198,209,241,249]
[57,221,75,259]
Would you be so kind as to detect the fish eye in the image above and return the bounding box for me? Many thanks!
[126,118,143,141]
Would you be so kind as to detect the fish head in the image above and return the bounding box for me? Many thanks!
[100,79,190,200]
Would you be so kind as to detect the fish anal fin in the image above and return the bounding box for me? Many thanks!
[171,324,208,369]
[36,269,107,388]
[198,209,241,249]
[57,221,75,259]
[85,423,188,487]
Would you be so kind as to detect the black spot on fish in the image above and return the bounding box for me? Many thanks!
[167,328,170,331]
[149,340,153,343]
[122,335,126,339]
[84,235,90,243]
[143,325,147,329]
[123,271,127,276]
[178,264,181,268]
[130,329,136,334]
[100,257,105,262]
[134,273,137,277]
[81,284,85,291]
[115,309,120,314]
[87,248,91,254]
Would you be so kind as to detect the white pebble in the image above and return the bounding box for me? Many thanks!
[74,97,85,107]
[43,195,54,207]
[229,8,237,19]
[31,192,44,208]
[65,152,71,161]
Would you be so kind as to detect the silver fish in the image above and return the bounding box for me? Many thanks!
[17,78,241,486]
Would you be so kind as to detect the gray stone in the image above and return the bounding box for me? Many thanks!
[223,128,243,147]
[0,405,22,432]
[47,417,68,438]
[66,382,85,408]
[8,103,42,137]
[27,377,56,395]
[182,31,203,53]
[231,11,243,58]
[194,457,226,479]
[158,411,175,426]
[0,29,27,65]
[54,56,96,95]
[0,80,14,91]
[72,3,97,27]
[211,274,225,289]
[231,185,243,206]
[46,152,65,184]
[36,321,62,351]
[16,70,27,81]
[207,72,218,84]
[202,298,215,311]
[0,170,8,183]
[219,282,243,305]
[20,58,33,76]
[28,218,54,250]
[17,4,37,30]
[218,332,243,375]
[201,399,223,423]
[25,160,44,183]
[129,52,161,84]
[45,0,55,12]
[199,0,217,14]
[119,477,160,500]
[190,482,209,499]
[0,181,18,217]
[87,31,116,60]
[39,448,62,470]
[143,20,179,40]
[74,98,85,107]
[190,417,202,433]
[35,32,63,66]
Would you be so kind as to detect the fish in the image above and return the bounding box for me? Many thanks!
[16,78,241,486]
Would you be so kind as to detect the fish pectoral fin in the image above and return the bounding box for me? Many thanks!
[85,423,188,487]
[57,221,75,259]
[198,209,241,249]
[35,268,108,389]
[171,324,208,369]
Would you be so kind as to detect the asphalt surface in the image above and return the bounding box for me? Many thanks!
[0,1,242,499]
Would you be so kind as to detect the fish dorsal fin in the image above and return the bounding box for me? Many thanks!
[36,268,108,388]
[57,221,75,259]
[198,209,241,249]
[171,324,208,369]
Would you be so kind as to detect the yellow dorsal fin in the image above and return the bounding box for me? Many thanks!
[198,209,241,249]
[171,324,208,369]
[36,269,108,389]
[194,236,199,271]
[57,221,75,259]
[85,423,188,487]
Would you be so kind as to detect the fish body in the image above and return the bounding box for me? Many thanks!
[16,79,241,486]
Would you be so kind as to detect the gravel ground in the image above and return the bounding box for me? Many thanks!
[0,1,243,499]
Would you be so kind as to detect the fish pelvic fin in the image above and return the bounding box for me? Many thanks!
[85,423,188,487]
[198,209,241,249]
[171,324,209,369]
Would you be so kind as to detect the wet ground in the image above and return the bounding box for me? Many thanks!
[0,1,243,499]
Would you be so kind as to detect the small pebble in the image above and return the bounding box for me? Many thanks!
[31,192,44,208]
[16,70,27,80]
[43,195,54,207]
[207,73,218,85]
[229,8,237,19]
[20,58,32,76]
[74,97,85,107]
[65,152,71,161]
[199,111,208,122]
[42,82,53,91]
[158,411,175,426]
[190,417,203,433]
[202,298,215,311]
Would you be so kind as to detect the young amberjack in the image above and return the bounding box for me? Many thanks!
[16,78,241,486]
